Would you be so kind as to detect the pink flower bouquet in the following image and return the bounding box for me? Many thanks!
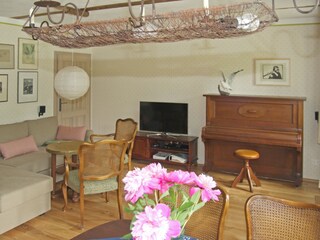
[122,163,221,240]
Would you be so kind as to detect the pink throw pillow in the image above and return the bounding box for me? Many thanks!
[0,135,39,160]
[56,125,86,141]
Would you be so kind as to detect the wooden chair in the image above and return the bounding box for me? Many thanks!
[90,118,138,170]
[62,139,128,229]
[245,194,320,240]
[161,185,229,240]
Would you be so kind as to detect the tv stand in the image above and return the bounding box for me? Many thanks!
[132,131,198,171]
[147,132,178,139]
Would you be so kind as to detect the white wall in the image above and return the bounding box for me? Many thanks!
[0,18,92,125]
[0,19,55,124]
[91,23,320,180]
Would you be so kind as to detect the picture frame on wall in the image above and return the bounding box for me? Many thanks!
[0,74,8,102]
[18,38,38,70]
[17,71,38,103]
[254,59,290,86]
[0,44,14,69]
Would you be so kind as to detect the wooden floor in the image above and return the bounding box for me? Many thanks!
[1,161,319,240]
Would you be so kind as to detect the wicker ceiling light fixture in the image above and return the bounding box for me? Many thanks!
[22,0,279,48]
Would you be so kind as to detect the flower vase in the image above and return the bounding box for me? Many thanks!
[172,235,197,240]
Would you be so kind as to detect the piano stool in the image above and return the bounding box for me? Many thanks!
[231,149,261,192]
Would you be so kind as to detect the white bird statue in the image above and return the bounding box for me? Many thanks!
[218,69,244,95]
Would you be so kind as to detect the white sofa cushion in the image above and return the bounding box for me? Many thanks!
[0,165,53,213]
[0,121,28,144]
[28,116,58,146]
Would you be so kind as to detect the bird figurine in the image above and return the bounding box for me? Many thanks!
[218,69,244,95]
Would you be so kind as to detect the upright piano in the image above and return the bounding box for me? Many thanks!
[202,94,306,186]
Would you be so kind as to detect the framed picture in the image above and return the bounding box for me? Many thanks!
[254,59,290,86]
[18,38,38,69]
[0,44,14,69]
[17,71,38,103]
[0,74,8,102]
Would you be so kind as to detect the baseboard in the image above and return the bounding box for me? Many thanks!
[302,178,320,185]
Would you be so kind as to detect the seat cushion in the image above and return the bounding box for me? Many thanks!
[0,150,50,173]
[0,146,65,174]
[124,154,128,164]
[68,170,118,195]
[0,165,53,213]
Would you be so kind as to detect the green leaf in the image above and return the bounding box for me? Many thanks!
[122,233,133,239]
[192,202,205,212]
[160,190,169,198]
[176,211,189,224]
[179,201,194,211]
[190,189,201,203]
[146,198,156,206]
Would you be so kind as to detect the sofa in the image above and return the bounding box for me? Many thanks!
[0,116,90,234]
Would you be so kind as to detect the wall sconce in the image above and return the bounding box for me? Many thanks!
[38,105,46,117]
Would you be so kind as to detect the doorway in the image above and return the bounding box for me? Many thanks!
[53,51,91,128]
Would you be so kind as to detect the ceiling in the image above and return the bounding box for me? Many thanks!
[0,0,319,25]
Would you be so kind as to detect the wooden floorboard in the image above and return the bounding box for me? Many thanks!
[1,161,319,240]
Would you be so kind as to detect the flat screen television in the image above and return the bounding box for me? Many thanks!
[139,101,188,135]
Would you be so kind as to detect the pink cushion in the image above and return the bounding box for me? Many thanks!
[56,125,86,141]
[0,135,39,160]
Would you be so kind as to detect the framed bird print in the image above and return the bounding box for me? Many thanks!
[254,59,290,86]
[18,38,38,70]
[17,71,38,103]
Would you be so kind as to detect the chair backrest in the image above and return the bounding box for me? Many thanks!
[184,185,229,240]
[245,194,320,240]
[114,118,138,142]
[114,119,138,166]
[161,185,229,240]
[78,139,128,181]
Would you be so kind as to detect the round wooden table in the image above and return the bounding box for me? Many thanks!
[71,219,131,240]
[46,140,84,197]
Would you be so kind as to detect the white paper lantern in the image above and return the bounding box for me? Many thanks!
[54,66,90,100]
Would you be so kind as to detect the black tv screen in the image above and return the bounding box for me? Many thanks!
[140,101,188,134]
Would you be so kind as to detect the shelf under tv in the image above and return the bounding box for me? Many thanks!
[132,131,198,171]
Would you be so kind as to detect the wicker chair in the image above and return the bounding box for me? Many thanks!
[161,185,229,240]
[245,194,320,240]
[62,139,128,229]
[185,185,229,240]
[90,118,138,170]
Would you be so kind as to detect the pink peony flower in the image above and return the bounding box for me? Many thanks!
[144,163,169,193]
[123,163,220,240]
[166,170,197,185]
[123,167,160,203]
[191,174,221,202]
[132,203,181,240]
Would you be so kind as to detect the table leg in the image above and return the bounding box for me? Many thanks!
[68,154,80,202]
[51,153,57,198]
